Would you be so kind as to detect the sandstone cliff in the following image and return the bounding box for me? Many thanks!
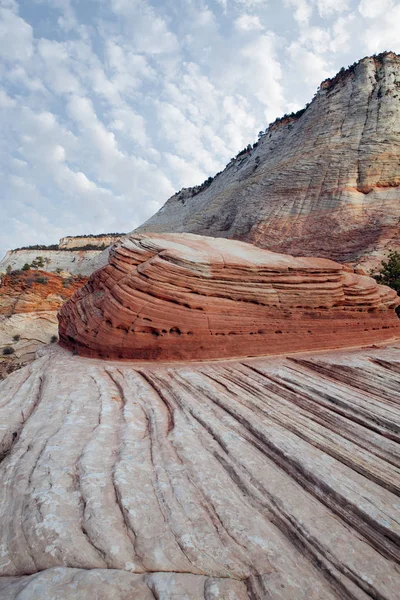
[59,233,400,361]
[138,52,400,272]
[0,271,87,379]
[59,233,124,250]
[0,270,86,316]
[0,234,122,276]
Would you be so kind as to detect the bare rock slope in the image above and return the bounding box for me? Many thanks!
[1,342,400,598]
[59,233,400,361]
[0,271,87,379]
[138,52,400,271]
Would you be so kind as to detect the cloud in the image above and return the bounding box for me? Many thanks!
[235,14,264,31]
[285,0,313,24]
[315,0,350,18]
[0,3,33,61]
[361,2,400,53]
[358,0,393,18]
[287,41,331,85]
[109,0,179,55]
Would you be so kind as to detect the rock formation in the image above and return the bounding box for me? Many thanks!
[0,341,400,598]
[59,234,124,250]
[0,233,121,276]
[137,52,400,272]
[0,271,87,379]
[59,233,400,361]
[0,270,86,316]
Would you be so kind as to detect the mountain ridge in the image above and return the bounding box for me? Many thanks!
[137,51,400,272]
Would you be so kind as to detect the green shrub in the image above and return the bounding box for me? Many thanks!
[3,346,15,355]
[50,335,58,343]
[373,251,400,317]
[35,277,49,285]
[22,263,31,271]
[63,277,73,288]
[13,334,20,342]
[373,251,400,294]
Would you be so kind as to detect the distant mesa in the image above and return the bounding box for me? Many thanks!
[58,233,400,361]
[0,233,125,276]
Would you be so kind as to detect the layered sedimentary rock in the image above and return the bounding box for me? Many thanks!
[0,270,86,316]
[138,52,400,271]
[59,233,400,361]
[59,234,124,250]
[0,271,87,379]
[1,342,400,598]
[0,234,119,276]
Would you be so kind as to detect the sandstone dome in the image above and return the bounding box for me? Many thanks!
[58,232,400,361]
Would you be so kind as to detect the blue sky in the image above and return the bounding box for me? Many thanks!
[0,0,399,258]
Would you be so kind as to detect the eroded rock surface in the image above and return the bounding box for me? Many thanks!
[0,271,87,317]
[0,343,400,598]
[0,271,87,379]
[59,233,400,361]
[138,52,400,271]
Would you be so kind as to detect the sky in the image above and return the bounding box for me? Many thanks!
[0,0,399,258]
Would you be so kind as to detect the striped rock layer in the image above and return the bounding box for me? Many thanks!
[0,343,400,598]
[58,233,400,361]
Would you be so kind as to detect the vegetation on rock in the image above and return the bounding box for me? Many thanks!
[373,251,400,316]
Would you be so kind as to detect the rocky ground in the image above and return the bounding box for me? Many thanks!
[0,342,399,598]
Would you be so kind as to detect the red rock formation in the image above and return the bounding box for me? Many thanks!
[58,233,400,361]
[0,271,87,316]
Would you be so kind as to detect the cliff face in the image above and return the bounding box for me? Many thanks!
[0,249,106,276]
[0,271,86,316]
[58,234,124,250]
[59,233,400,361]
[0,234,121,276]
[138,52,400,271]
[0,271,87,379]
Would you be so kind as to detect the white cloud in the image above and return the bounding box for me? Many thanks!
[358,0,393,18]
[329,14,355,53]
[315,0,350,18]
[285,0,313,24]
[235,14,264,30]
[241,33,285,121]
[0,4,33,61]
[361,2,400,53]
[165,153,207,188]
[0,88,15,107]
[287,42,331,85]
[110,0,179,55]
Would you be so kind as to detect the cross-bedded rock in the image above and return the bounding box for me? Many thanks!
[58,232,400,361]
